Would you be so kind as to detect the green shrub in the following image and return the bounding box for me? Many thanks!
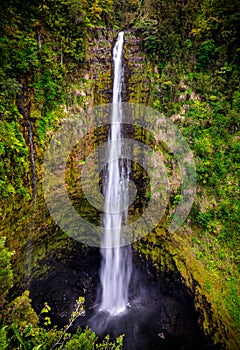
[196,39,217,69]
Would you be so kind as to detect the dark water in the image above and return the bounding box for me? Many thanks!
[30,247,217,350]
[76,254,213,350]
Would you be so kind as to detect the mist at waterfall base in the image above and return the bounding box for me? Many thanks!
[74,253,209,350]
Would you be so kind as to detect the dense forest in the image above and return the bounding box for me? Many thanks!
[0,0,239,349]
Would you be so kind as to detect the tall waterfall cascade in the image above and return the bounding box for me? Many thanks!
[99,31,132,315]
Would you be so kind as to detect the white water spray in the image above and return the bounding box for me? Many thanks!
[99,32,132,315]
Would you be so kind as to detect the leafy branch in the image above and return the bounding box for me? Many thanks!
[50,296,85,349]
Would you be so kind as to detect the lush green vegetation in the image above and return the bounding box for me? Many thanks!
[0,0,239,348]
[132,0,240,346]
[134,0,239,273]
[0,0,115,201]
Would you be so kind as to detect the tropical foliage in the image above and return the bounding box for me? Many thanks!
[0,0,239,348]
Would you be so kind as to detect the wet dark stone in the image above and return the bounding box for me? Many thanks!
[29,245,218,350]
[30,245,100,327]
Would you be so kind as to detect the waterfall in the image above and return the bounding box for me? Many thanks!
[99,31,132,315]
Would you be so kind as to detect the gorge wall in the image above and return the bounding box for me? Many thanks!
[0,1,239,349]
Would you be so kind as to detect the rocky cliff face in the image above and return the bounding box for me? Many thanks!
[4,29,238,350]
